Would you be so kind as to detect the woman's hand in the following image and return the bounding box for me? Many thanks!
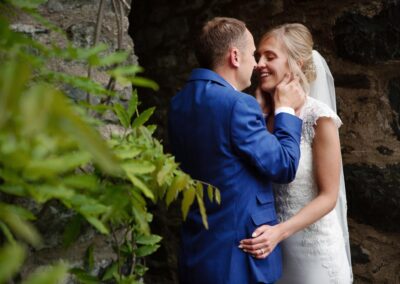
[239,223,286,259]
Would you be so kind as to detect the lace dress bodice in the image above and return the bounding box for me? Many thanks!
[274,97,350,284]
[274,96,342,221]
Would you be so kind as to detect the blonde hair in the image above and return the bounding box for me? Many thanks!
[260,23,315,94]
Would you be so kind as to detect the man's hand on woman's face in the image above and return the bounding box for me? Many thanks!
[273,73,306,115]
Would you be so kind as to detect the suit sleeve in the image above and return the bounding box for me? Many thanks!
[230,95,303,183]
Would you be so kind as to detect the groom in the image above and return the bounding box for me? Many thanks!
[168,17,305,284]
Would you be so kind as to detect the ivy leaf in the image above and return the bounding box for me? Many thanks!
[79,203,109,216]
[0,204,41,247]
[22,263,68,284]
[0,59,31,129]
[114,103,130,128]
[136,234,162,245]
[25,151,92,179]
[133,263,148,277]
[0,243,25,283]
[8,0,47,9]
[69,268,98,284]
[52,92,121,175]
[195,183,208,229]
[127,173,155,200]
[62,215,82,247]
[94,50,129,67]
[85,244,95,271]
[166,174,189,206]
[215,189,221,204]
[0,222,15,243]
[135,244,160,257]
[181,186,196,220]
[62,175,99,191]
[108,65,143,86]
[86,217,109,234]
[207,185,214,202]
[156,158,176,186]
[131,107,155,128]
[31,185,74,203]
[127,89,138,120]
[5,204,36,221]
[114,147,142,160]
[122,161,156,175]
[131,206,150,234]
[73,44,108,61]
[0,184,27,197]
[108,65,143,77]
[42,71,111,97]
[131,76,159,91]
[101,262,118,281]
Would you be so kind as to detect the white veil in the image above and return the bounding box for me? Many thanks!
[309,50,353,281]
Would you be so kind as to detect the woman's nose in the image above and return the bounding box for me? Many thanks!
[255,60,264,71]
[257,57,266,67]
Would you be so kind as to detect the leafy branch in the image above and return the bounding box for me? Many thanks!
[0,0,220,283]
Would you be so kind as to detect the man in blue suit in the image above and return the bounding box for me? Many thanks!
[168,17,305,284]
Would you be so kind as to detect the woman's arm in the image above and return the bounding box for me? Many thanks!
[239,117,342,258]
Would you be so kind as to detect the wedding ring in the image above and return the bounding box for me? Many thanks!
[260,248,265,254]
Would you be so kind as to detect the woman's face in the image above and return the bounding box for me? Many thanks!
[256,36,290,94]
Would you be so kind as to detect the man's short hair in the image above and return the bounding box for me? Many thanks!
[195,17,247,69]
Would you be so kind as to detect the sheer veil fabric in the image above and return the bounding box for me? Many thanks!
[309,50,353,282]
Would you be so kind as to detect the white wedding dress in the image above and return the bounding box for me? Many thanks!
[274,96,352,284]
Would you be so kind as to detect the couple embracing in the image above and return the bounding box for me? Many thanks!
[168,17,352,284]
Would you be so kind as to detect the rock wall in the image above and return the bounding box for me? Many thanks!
[130,0,400,231]
[4,0,399,283]
[129,0,400,283]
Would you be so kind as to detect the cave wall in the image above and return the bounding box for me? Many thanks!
[9,0,398,283]
[129,0,400,283]
[129,0,400,232]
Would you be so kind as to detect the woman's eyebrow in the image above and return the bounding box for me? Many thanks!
[258,49,277,56]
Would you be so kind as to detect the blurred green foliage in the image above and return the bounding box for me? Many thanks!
[0,0,219,283]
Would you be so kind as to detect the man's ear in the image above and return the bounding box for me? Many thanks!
[229,48,240,67]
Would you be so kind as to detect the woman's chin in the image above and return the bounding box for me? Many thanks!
[260,84,274,94]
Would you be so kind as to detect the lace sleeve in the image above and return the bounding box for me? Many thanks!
[301,97,342,144]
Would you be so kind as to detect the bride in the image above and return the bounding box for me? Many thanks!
[239,23,353,283]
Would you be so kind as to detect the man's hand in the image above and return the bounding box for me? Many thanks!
[274,73,306,115]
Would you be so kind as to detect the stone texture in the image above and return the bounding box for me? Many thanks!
[7,0,400,283]
[376,145,394,155]
[344,163,400,232]
[334,74,371,89]
[349,218,400,284]
[388,77,400,140]
[333,2,400,64]
[130,0,400,225]
[129,0,400,283]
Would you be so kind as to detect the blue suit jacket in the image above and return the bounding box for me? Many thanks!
[168,68,302,284]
